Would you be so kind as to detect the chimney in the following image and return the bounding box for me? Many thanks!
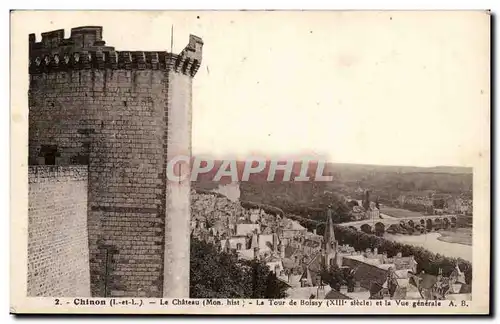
[279,243,285,259]
[253,247,259,260]
[250,232,259,249]
[273,233,278,252]
[223,238,230,254]
[354,281,362,292]
[451,283,463,294]
[396,287,407,299]
[339,285,348,295]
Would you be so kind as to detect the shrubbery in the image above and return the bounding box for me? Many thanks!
[190,237,288,298]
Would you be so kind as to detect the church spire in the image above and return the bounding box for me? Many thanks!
[323,206,337,268]
[363,190,371,211]
[324,206,336,248]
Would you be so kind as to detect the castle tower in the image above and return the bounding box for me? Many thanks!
[28,26,203,297]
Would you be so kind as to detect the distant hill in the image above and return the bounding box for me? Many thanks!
[190,158,472,222]
[190,159,472,185]
[322,162,472,175]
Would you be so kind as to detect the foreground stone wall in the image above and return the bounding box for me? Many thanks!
[27,165,90,297]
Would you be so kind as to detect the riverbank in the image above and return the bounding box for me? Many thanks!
[437,228,472,246]
[383,231,472,262]
[334,225,472,282]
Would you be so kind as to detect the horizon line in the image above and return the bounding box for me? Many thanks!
[189,154,473,170]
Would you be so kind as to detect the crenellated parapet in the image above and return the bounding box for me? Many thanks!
[29,26,203,77]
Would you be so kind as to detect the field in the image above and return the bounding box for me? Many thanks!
[379,206,428,218]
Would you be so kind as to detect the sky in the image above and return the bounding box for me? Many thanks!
[15,11,490,167]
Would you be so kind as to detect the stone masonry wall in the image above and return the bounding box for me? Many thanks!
[27,165,91,297]
[88,69,169,297]
[28,26,203,297]
[163,72,193,297]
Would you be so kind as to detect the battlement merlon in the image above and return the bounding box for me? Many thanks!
[180,34,204,62]
[30,26,108,51]
[29,26,203,77]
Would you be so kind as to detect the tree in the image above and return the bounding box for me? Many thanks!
[264,271,288,298]
[347,200,360,208]
[190,237,246,298]
[190,237,288,298]
[321,265,347,291]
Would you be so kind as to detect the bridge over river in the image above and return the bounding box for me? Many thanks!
[339,214,459,235]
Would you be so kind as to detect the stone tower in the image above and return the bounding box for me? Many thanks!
[28,26,203,297]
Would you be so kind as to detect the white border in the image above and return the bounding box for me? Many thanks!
[3,1,498,323]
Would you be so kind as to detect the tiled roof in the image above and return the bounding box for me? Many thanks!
[325,290,351,299]
[342,257,388,290]
[285,245,298,258]
[282,258,298,270]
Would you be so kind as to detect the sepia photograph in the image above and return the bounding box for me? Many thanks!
[10,10,490,314]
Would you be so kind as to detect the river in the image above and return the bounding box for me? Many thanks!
[383,231,472,262]
[375,210,473,262]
